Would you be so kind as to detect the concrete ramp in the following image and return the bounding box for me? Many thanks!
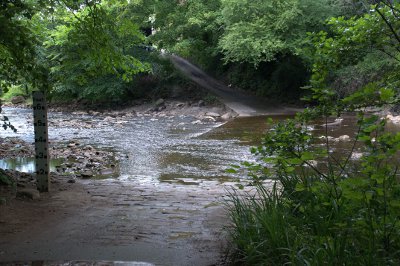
[170,55,301,117]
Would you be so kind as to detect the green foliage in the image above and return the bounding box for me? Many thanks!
[306,2,400,98]
[2,85,31,101]
[37,1,151,101]
[227,85,400,264]
[0,0,37,90]
[218,0,340,65]
[143,0,222,69]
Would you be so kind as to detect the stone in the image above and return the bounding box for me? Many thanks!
[202,116,216,122]
[221,113,233,121]
[205,112,220,117]
[81,171,94,179]
[67,178,76,183]
[11,96,25,104]
[16,188,40,200]
[387,114,400,124]
[191,120,202,125]
[338,135,350,141]
[154,98,165,107]
[100,168,115,176]
[198,100,205,107]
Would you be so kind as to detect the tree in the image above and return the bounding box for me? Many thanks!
[307,1,400,98]
[141,0,222,68]
[218,0,340,65]
[38,0,150,101]
[0,0,38,91]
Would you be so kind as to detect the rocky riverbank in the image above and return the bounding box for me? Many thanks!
[0,97,238,204]
[0,136,118,202]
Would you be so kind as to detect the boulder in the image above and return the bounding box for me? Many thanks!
[11,96,25,105]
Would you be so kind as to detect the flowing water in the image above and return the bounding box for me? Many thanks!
[3,108,400,183]
[0,107,269,184]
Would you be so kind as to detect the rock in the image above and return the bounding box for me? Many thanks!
[338,135,350,141]
[319,135,335,141]
[386,114,400,123]
[191,120,202,125]
[16,188,40,200]
[176,103,185,108]
[156,105,166,112]
[202,116,216,122]
[11,96,25,104]
[154,98,165,107]
[103,116,113,122]
[67,178,76,183]
[198,100,205,107]
[83,145,93,150]
[72,111,86,115]
[221,113,233,121]
[205,112,220,117]
[100,168,115,175]
[81,171,94,179]
[325,118,343,127]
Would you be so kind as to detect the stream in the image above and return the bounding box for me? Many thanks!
[1,107,266,184]
[3,107,400,182]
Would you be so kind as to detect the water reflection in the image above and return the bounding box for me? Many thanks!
[2,106,400,185]
[0,157,63,173]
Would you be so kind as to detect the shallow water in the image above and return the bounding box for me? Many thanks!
[2,108,400,184]
[0,108,269,185]
[0,157,63,173]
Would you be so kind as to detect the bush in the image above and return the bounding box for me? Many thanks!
[226,86,400,265]
[1,85,31,102]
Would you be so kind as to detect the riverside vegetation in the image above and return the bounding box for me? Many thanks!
[226,2,400,265]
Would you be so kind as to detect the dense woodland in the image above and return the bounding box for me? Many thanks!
[3,1,400,265]
[1,0,399,104]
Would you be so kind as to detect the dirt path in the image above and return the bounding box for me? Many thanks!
[170,55,301,117]
[0,175,230,265]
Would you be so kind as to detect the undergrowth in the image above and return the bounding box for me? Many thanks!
[226,84,400,265]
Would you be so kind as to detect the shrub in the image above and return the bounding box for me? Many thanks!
[226,84,400,265]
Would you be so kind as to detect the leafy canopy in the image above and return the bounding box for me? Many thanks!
[218,0,340,65]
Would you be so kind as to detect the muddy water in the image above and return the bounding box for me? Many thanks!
[3,108,400,182]
[1,107,272,185]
